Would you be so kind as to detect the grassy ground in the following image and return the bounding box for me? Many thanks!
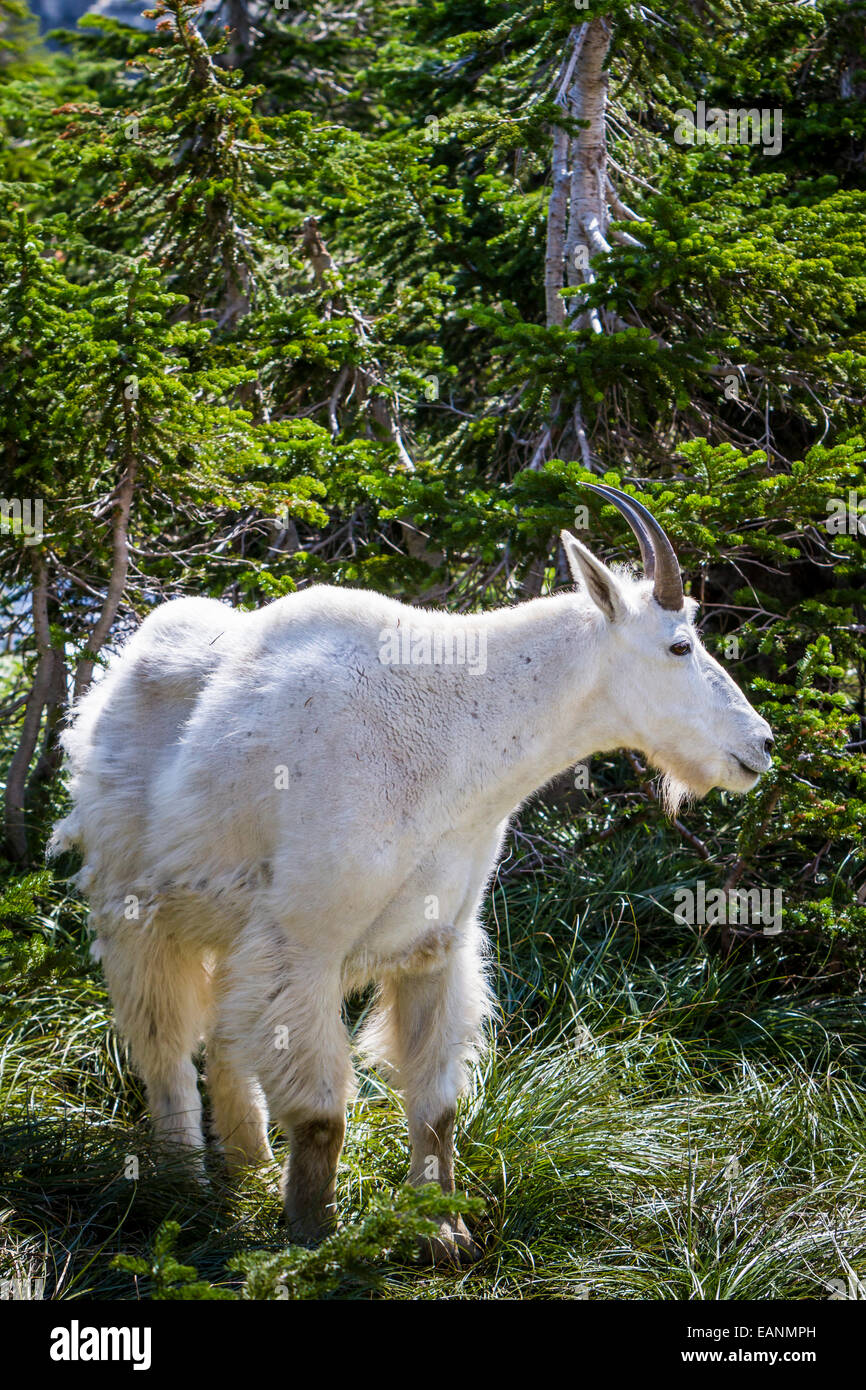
[1,808,864,1299]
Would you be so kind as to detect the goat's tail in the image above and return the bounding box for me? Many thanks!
[46,813,82,860]
[46,666,114,864]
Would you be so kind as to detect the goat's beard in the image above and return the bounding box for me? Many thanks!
[645,747,716,818]
[659,772,694,821]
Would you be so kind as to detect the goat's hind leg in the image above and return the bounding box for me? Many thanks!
[211,930,353,1242]
[207,959,273,1176]
[98,924,209,1173]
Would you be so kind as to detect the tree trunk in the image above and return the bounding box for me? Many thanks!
[223,0,252,66]
[530,15,641,475]
[544,24,588,329]
[73,452,138,700]
[525,21,605,582]
[27,646,68,791]
[564,18,612,333]
[4,553,55,862]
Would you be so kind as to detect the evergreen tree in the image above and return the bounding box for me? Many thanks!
[1,0,864,941]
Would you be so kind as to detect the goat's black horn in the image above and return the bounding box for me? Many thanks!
[581,481,684,611]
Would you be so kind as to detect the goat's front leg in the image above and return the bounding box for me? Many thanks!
[379,926,490,1266]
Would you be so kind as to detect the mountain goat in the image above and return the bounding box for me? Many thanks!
[51,484,773,1263]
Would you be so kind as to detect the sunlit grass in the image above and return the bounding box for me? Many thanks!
[1,815,864,1299]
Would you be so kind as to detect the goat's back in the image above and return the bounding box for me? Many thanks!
[52,583,518,947]
[51,598,243,904]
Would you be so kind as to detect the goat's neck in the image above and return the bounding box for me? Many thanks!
[454,594,632,823]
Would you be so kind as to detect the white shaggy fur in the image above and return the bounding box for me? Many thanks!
[50,534,771,1254]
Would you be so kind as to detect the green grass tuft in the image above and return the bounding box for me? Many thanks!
[1,815,864,1299]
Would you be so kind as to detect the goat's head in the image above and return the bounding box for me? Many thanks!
[561,483,773,814]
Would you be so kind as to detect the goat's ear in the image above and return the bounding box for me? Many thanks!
[560,530,627,622]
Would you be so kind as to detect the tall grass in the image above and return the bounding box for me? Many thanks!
[1,808,863,1299]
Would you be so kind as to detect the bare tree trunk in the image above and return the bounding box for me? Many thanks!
[222,0,252,66]
[521,553,552,598]
[544,24,588,328]
[73,453,138,700]
[531,20,606,476]
[524,22,601,588]
[544,130,569,329]
[565,17,612,333]
[27,647,68,791]
[530,14,637,480]
[4,553,55,862]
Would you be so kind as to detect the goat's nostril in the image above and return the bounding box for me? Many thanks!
[764,737,775,755]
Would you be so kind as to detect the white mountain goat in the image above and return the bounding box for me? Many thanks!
[50,483,773,1263]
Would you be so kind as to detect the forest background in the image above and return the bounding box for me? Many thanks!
[0,0,865,1299]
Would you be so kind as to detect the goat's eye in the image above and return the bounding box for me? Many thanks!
[669,640,692,656]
